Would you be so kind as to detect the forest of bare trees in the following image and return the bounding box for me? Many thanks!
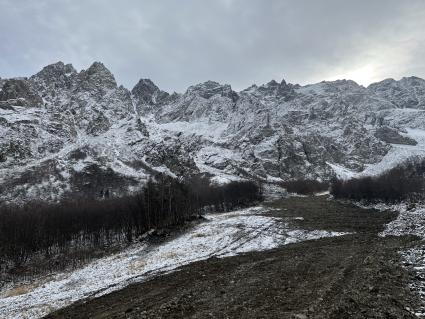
[0,176,262,274]
[331,158,425,202]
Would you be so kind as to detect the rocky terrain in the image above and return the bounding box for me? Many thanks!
[2,61,425,204]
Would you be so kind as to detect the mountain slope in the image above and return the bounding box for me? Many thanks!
[1,62,425,204]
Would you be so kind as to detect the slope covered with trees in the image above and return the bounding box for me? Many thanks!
[331,158,425,202]
[0,176,262,275]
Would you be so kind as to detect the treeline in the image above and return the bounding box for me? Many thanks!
[331,158,425,202]
[280,179,329,195]
[0,176,262,269]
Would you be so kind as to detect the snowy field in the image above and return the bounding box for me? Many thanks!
[0,206,348,319]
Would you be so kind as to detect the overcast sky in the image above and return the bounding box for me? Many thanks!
[1,0,425,92]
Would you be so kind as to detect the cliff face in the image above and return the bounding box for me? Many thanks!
[2,61,425,204]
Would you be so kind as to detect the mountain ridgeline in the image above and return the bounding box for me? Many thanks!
[1,61,425,204]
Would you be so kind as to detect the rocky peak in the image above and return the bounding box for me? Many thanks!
[186,81,239,102]
[77,62,117,91]
[299,80,362,96]
[132,78,169,105]
[240,84,258,94]
[324,79,362,91]
[251,78,296,101]
[368,77,425,109]
[367,78,396,90]
[399,76,425,87]
[33,61,76,80]
[31,61,76,91]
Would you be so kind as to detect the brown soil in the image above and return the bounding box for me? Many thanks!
[45,196,423,319]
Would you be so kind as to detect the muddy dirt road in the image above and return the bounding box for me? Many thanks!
[46,197,423,319]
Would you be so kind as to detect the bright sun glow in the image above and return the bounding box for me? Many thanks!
[328,64,379,86]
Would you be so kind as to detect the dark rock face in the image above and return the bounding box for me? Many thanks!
[76,62,117,94]
[0,79,42,107]
[256,79,296,100]
[131,79,169,106]
[87,113,111,136]
[0,140,32,163]
[31,61,76,88]
[186,81,239,102]
[375,127,418,145]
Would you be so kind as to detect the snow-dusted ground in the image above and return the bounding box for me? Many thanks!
[0,206,348,319]
[387,204,425,318]
[402,247,425,318]
[329,128,425,180]
[361,201,425,317]
[379,203,425,239]
[353,200,425,239]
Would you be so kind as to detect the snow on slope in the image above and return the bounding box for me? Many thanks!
[361,128,425,176]
[156,120,228,143]
[3,62,425,203]
[0,206,349,319]
[328,128,425,180]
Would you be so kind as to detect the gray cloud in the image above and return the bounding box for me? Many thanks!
[0,0,424,92]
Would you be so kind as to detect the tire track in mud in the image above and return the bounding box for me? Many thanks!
[206,219,280,258]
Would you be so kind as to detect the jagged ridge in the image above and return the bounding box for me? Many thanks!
[1,61,425,204]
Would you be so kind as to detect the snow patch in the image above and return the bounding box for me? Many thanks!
[377,203,425,239]
[0,206,348,319]
[328,128,425,180]
[156,120,228,142]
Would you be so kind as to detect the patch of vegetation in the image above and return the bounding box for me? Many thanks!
[331,157,425,202]
[0,176,262,275]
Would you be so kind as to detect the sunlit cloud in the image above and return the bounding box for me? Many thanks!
[0,0,424,91]
[325,64,377,86]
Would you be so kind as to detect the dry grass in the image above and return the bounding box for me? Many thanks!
[129,260,147,273]
[164,252,178,259]
[3,284,34,297]
[192,232,207,238]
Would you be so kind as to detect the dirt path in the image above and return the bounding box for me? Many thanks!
[46,196,423,319]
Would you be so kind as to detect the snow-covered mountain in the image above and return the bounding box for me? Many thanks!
[1,61,425,204]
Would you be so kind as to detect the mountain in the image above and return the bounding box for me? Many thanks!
[1,61,425,204]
